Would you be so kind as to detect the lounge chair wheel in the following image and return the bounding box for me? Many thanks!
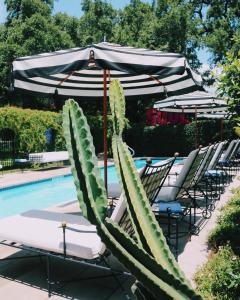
[209,203,215,211]
[191,225,200,235]
[202,209,211,219]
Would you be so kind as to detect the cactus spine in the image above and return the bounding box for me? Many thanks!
[62,81,203,299]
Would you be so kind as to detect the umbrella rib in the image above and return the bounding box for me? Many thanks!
[148,75,163,85]
[57,70,76,87]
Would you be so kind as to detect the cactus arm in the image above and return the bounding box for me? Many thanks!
[62,99,107,223]
[111,135,142,246]
[62,96,203,300]
[108,79,125,136]
[105,218,202,300]
[109,80,189,283]
[132,281,170,300]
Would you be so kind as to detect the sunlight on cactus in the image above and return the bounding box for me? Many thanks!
[62,80,203,300]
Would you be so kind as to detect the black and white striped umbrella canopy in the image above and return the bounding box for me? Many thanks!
[153,91,227,113]
[197,111,231,119]
[13,42,202,100]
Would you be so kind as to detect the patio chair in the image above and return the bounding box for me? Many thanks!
[107,156,176,211]
[217,139,239,181]
[152,147,208,255]
[228,139,240,173]
[108,156,178,252]
[188,144,219,218]
[204,141,227,198]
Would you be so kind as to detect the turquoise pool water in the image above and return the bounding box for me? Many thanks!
[0,158,182,219]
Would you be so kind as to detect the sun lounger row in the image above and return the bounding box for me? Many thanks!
[0,138,239,296]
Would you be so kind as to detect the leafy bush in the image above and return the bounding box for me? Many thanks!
[0,106,65,153]
[195,188,240,299]
[125,120,234,156]
[195,245,240,300]
[208,189,240,252]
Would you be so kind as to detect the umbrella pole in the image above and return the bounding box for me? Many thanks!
[195,106,198,148]
[103,69,108,193]
[220,118,224,141]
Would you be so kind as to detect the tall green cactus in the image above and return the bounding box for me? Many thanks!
[62,83,203,299]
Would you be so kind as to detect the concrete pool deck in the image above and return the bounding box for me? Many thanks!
[0,166,239,299]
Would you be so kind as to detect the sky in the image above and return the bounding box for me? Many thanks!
[0,0,211,66]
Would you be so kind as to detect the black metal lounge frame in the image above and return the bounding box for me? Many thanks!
[0,224,133,299]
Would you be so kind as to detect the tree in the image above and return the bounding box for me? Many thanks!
[217,34,240,116]
[152,0,201,68]
[53,13,80,46]
[193,0,240,64]
[0,0,74,99]
[4,0,54,23]
[114,0,201,68]
[77,0,117,45]
[114,0,157,49]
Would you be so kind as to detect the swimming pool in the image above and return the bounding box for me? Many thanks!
[0,158,182,219]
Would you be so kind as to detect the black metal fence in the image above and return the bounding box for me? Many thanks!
[0,140,18,168]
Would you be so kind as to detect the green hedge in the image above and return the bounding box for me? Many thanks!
[125,120,234,156]
[0,107,235,156]
[0,107,65,153]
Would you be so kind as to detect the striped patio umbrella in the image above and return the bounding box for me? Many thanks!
[197,111,230,119]
[12,42,203,190]
[153,91,227,113]
[153,91,228,147]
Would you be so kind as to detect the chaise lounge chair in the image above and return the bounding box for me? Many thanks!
[0,197,132,297]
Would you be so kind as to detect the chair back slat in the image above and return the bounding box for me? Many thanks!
[208,141,226,170]
[140,157,176,205]
[222,140,236,161]
[230,139,240,160]
[193,144,216,185]
[175,147,207,198]
[116,157,176,237]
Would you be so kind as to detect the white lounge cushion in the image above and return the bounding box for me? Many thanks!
[208,141,225,170]
[0,210,105,260]
[156,148,199,202]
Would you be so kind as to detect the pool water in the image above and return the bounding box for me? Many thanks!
[0,158,182,219]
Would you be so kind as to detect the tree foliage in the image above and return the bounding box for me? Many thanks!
[0,106,65,153]
[193,0,240,64]
[217,34,240,115]
[0,0,74,97]
[77,0,117,45]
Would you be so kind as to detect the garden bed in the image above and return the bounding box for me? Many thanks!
[195,187,240,299]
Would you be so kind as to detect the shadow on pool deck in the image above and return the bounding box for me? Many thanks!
[0,250,134,300]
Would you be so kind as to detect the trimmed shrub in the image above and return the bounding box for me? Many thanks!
[0,106,65,153]
[125,120,234,157]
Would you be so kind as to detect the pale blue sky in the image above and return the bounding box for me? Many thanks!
[0,0,210,64]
